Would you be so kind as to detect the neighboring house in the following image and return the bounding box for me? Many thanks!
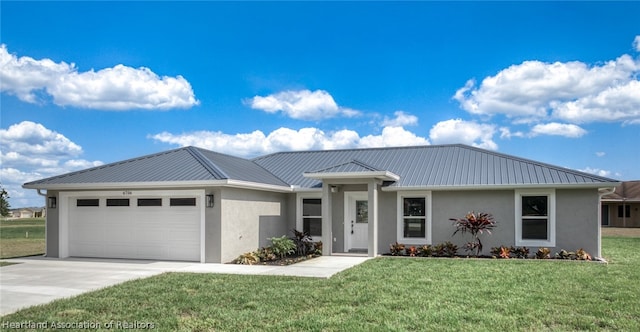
[23,144,619,263]
[601,181,640,228]
[12,208,34,219]
[9,208,45,219]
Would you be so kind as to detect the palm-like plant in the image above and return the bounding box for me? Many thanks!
[450,211,496,257]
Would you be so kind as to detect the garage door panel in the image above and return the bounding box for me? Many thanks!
[68,194,201,262]
[70,242,105,257]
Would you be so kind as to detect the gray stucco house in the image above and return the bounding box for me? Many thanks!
[23,144,619,263]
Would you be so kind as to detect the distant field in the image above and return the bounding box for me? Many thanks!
[0,218,45,259]
[602,227,640,237]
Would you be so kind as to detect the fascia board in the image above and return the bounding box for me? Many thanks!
[23,179,293,193]
[381,182,622,192]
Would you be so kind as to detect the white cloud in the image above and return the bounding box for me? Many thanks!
[596,151,606,157]
[381,111,418,127]
[0,44,198,110]
[578,167,612,178]
[429,119,497,150]
[1,121,103,207]
[499,127,525,139]
[0,121,82,162]
[529,123,587,138]
[454,44,640,124]
[552,80,640,124]
[151,125,429,157]
[247,89,360,120]
[634,35,640,52]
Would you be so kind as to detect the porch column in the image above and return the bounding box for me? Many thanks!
[367,179,379,257]
[321,181,333,256]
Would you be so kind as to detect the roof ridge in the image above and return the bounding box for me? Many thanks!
[186,147,229,179]
[348,159,381,171]
[308,158,382,173]
[192,146,291,186]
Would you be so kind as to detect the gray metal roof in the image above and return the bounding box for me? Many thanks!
[253,144,619,189]
[23,146,288,188]
[24,144,618,190]
[306,159,382,174]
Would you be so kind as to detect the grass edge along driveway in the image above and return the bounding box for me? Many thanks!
[2,236,639,331]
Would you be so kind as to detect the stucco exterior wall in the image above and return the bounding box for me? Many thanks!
[556,189,599,255]
[431,190,515,254]
[219,187,289,263]
[376,188,600,257]
[204,188,222,263]
[45,190,60,257]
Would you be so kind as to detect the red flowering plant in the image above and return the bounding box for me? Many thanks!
[450,212,497,257]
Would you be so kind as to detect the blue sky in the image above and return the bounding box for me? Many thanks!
[1,1,639,207]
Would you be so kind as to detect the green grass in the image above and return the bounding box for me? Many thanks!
[0,218,45,259]
[2,236,639,331]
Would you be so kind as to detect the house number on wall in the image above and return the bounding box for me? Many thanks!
[122,191,132,196]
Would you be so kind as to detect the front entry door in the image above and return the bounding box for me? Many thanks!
[345,192,368,252]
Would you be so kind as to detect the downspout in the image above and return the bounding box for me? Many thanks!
[598,187,616,259]
[36,189,48,257]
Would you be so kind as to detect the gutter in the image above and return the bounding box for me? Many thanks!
[597,186,617,260]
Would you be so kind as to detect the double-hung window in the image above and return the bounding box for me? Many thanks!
[298,194,322,239]
[515,190,555,246]
[397,191,431,244]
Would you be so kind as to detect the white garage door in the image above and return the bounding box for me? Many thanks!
[68,195,201,261]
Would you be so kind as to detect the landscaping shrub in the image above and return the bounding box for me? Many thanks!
[535,247,551,259]
[268,235,296,259]
[450,211,496,257]
[234,252,259,265]
[291,229,314,256]
[390,242,405,256]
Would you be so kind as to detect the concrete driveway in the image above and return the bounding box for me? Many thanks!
[1,255,370,316]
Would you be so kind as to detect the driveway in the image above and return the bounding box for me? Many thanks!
[0,255,370,316]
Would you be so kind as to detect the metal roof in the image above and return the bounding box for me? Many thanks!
[23,146,288,188]
[24,144,619,190]
[306,159,382,174]
[253,144,619,189]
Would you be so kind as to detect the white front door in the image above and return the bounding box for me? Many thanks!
[345,192,368,252]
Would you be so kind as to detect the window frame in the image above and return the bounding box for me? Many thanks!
[515,189,556,247]
[396,191,432,244]
[137,198,163,207]
[170,197,197,207]
[106,198,130,207]
[297,193,322,241]
[617,205,631,218]
[76,198,100,207]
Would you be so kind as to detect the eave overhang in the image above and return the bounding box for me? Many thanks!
[22,179,294,193]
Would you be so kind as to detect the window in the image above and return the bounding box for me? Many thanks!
[170,197,196,206]
[397,191,431,244]
[515,190,555,246]
[403,197,426,238]
[618,205,631,218]
[106,198,130,207]
[138,198,162,207]
[302,198,322,236]
[77,199,99,207]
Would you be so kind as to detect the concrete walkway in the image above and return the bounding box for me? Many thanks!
[0,255,370,316]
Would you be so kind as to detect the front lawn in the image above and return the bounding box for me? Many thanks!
[0,218,45,259]
[2,236,639,331]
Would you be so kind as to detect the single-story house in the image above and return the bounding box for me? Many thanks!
[8,207,45,219]
[23,144,619,262]
[601,181,640,227]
